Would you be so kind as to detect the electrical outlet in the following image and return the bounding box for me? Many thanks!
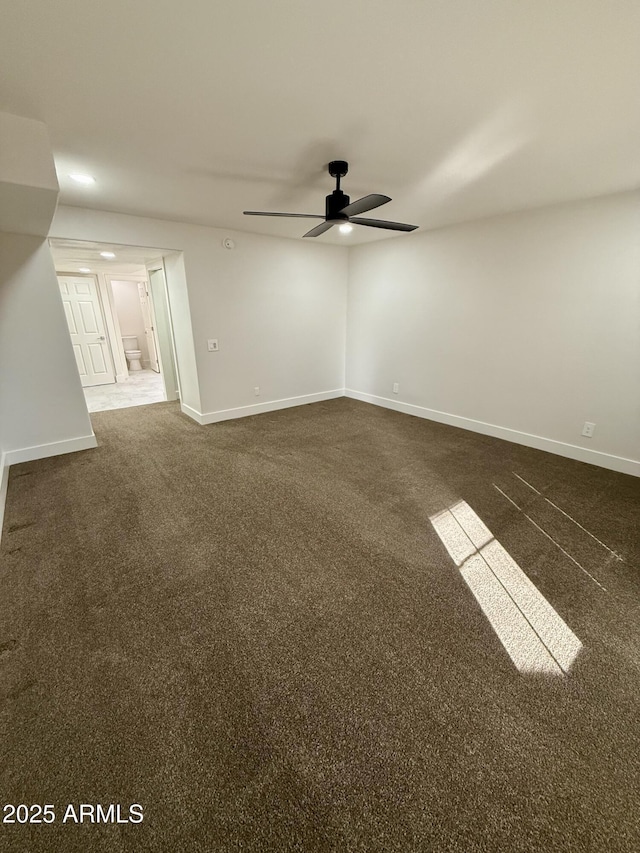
[582,421,596,438]
[254,386,260,396]
[207,339,219,352]
[392,382,399,394]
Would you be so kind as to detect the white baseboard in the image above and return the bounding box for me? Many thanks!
[3,433,98,466]
[182,389,345,426]
[0,451,8,539]
[345,389,640,478]
[180,403,204,424]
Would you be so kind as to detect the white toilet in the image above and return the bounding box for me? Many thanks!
[122,336,143,372]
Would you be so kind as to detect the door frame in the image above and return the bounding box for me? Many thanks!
[103,273,154,377]
[137,279,161,373]
[146,260,181,402]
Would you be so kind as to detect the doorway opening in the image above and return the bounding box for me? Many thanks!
[49,239,181,413]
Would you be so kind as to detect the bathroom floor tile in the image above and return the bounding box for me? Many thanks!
[83,370,166,413]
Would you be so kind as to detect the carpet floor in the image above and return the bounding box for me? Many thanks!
[1,398,639,852]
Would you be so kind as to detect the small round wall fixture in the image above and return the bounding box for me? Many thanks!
[222,238,235,249]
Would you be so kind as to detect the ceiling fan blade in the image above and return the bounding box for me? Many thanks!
[243,211,324,218]
[339,193,391,217]
[303,221,336,238]
[349,217,418,232]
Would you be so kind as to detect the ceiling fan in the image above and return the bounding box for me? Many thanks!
[243,160,418,238]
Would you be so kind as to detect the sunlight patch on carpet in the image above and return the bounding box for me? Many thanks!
[430,501,583,676]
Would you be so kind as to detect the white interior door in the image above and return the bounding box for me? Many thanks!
[138,281,160,372]
[58,275,115,387]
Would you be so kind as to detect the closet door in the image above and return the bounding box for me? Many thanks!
[58,275,115,387]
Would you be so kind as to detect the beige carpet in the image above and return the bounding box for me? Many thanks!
[1,398,639,852]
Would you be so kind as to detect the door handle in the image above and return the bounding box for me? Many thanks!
[97,335,106,341]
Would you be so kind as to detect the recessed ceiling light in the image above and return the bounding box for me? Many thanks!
[100,251,116,259]
[78,267,91,273]
[339,223,353,234]
[69,173,95,184]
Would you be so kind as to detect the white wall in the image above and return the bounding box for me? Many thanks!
[0,115,91,539]
[0,112,58,236]
[0,233,96,463]
[183,230,347,417]
[110,279,150,365]
[347,191,640,475]
[51,207,349,421]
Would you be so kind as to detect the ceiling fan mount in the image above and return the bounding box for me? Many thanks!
[328,160,349,180]
[244,160,417,238]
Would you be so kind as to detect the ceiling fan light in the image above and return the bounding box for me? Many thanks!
[339,222,353,234]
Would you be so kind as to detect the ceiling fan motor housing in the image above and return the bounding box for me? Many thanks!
[326,190,350,221]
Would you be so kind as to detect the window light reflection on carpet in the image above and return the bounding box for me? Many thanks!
[430,500,583,676]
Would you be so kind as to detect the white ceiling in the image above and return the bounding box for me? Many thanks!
[49,238,164,276]
[2,1,639,245]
